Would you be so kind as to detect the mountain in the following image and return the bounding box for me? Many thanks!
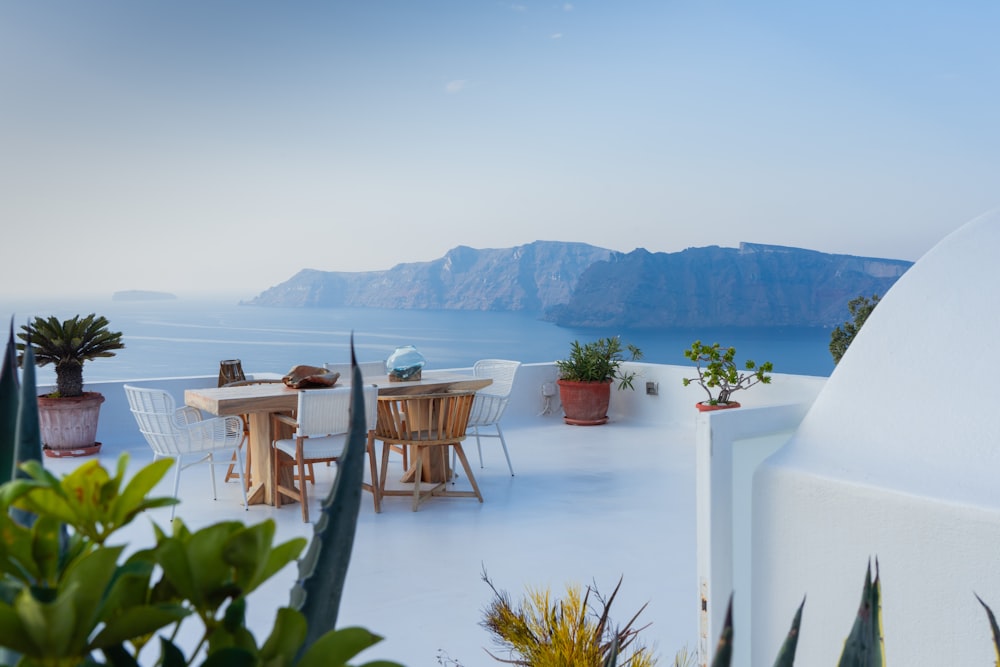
[546,242,911,328]
[243,241,613,312]
[243,240,913,328]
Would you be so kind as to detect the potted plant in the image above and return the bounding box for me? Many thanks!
[16,313,124,457]
[555,336,642,425]
[681,340,773,411]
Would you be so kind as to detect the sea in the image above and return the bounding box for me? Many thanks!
[1,296,836,386]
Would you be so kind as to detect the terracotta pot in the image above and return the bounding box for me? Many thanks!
[695,401,741,412]
[37,392,105,457]
[558,379,612,425]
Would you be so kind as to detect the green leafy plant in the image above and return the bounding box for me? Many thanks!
[0,454,400,666]
[0,335,402,666]
[556,337,643,390]
[829,294,880,365]
[681,341,772,406]
[16,313,124,398]
[480,572,657,666]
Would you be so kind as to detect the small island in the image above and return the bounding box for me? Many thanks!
[112,290,177,301]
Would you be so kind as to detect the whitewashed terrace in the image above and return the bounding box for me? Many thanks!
[40,362,825,666]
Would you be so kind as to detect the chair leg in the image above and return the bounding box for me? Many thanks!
[224,449,240,483]
[452,444,484,502]
[244,442,253,490]
[379,441,392,495]
[412,445,424,511]
[234,446,249,511]
[364,431,381,513]
[497,424,514,476]
[170,456,182,521]
[225,420,249,483]
[273,446,282,508]
[475,426,484,468]
[208,452,218,500]
[298,454,309,523]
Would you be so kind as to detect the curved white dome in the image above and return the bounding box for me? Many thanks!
[751,208,1000,666]
[776,208,1000,502]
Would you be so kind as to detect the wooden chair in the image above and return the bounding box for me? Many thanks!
[271,385,380,521]
[374,391,482,511]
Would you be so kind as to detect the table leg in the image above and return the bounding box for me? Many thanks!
[246,412,272,505]
[246,411,299,506]
[399,444,451,483]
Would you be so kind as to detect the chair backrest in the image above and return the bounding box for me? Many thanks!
[124,384,185,456]
[295,384,379,437]
[473,359,521,398]
[375,391,475,444]
[323,361,387,380]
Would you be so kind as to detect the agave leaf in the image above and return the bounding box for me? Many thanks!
[710,595,734,667]
[837,560,883,667]
[291,337,367,651]
[772,597,805,667]
[13,341,41,485]
[976,594,1000,667]
[1,318,19,483]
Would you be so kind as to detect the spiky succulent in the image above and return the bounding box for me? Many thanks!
[16,313,124,397]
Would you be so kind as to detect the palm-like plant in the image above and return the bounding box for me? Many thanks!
[16,314,124,397]
[556,336,643,390]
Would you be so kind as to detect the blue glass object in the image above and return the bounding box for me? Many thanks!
[386,345,426,381]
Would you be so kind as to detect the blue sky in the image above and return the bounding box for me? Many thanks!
[1,1,997,299]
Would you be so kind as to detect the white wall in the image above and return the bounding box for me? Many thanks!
[694,400,823,667]
[751,210,1000,665]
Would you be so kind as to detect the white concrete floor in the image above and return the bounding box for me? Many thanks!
[43,416,698,667]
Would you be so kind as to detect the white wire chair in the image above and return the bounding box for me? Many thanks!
[124,384,248,520]
[460,359,521,476]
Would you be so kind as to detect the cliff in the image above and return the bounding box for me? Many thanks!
[545,242,911,328]
[243,241,613,312]
[243,241,912,328]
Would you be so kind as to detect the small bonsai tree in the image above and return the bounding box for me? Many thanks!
[16,313,124,397]
[681,340,772,405]
[556,336,643,390]
[829,294,880,365]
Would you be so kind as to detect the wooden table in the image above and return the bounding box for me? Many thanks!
[184,372,492,506]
